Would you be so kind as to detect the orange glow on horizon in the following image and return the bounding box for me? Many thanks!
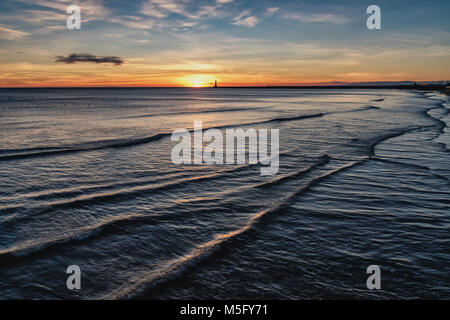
[178,74,217,87]
[1,58,448,88]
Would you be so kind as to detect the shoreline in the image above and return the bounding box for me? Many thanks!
[0,85,449,93]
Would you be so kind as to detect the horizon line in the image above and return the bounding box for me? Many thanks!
[1,80,449,90]
[1,83,449,90]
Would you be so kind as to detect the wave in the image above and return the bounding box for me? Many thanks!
[0,146,62,154]
[0,200,222,265]
[0,133,169,161]
[0,172,223,223]
[0,149,297,223]
[268,113,325,122]
[255,155,330,188]
[0,103,384,162]
[332,105,382,115]
[0,112,326,161]
[116,118,446,299]
[116,107,269,120]
[106,121,447,299]
[367,126,433,156]
[371,157,449,182]
[1,124,438,296]
[0,154,328,265]
[0,118,434,270]
[425,102,450,152]
[104,158,368,299]
[0,213,148,263]
[0,171,188,203]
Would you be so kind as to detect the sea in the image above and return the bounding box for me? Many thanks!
[0,88,448,299]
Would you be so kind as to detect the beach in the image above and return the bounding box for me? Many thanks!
[0,88,449,299]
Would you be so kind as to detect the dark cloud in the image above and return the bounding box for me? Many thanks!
[55,53,124,65]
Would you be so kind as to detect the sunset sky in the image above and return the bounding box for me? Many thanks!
[1,0,449,87]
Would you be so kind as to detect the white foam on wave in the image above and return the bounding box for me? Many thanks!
[425,93,450,151]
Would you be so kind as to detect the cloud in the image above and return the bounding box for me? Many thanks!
[154,0,185,15]
[141,0,189,18]
[19,0,111,20]
[181,21,198,27]
[216,0,233,3]
[141,0,226,21]
[0,25,29,40]
[283,12,349,24]
[264,7,279,17]
[232,10,258,27]
[55,54,124,65]
[113,16,154,29]
[0,9,67,24]
[141,1,169,18]
[195,5,227,19]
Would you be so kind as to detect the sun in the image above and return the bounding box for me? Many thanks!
[180,74,216,87]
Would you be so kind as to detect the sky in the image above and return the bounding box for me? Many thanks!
[0,0,449,87]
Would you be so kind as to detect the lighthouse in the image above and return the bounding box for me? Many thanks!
[214,80,218,88]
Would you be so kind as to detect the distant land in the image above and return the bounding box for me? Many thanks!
[1,81,449,94]
[220,81,450,94]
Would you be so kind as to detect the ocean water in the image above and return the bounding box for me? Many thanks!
[0,88,448,299]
